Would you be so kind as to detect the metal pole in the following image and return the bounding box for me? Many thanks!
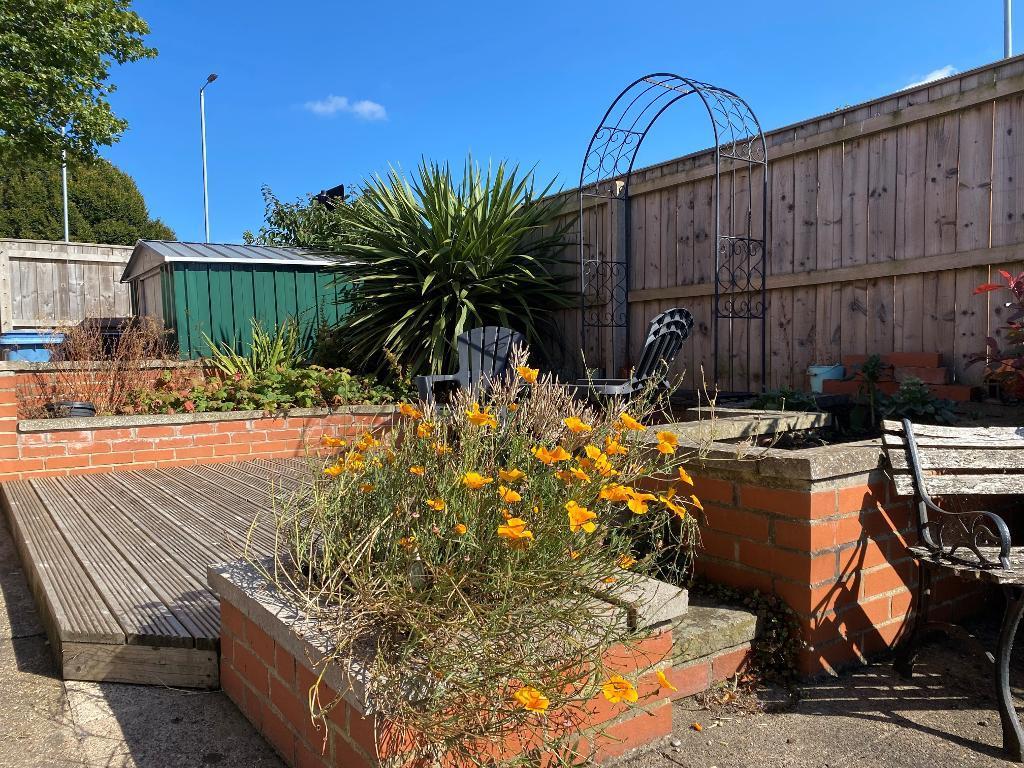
[200,73,217,243]
[60,127,69,242]
[1007,0,1014,58]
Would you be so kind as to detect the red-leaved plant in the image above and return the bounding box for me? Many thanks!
[970,269,1024,399]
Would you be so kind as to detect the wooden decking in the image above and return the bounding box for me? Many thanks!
[1,458,310,688]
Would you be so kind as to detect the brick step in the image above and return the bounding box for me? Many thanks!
[821,379,972,401]
[842,352,942,368]
[844,366,950,384]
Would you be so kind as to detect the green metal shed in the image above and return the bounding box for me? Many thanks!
[120,240,347,359]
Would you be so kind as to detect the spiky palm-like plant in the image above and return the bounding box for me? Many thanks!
[327,158,574,377]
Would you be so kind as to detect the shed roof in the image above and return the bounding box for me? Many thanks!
[121,240,338,282]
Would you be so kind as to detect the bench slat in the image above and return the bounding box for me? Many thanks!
[892,471,1024,497]
[886,446,1024,471]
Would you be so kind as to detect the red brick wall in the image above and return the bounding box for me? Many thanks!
[0,372,396,483]
[220,598,751,767]
[689,469,989,677]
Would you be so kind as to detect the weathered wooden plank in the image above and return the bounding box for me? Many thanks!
[61,642,218,689]
[882,420,1024,442]
[894,120,927,354]
[886,447,1024,470]
[1,481,123,644]
[791,151,817,383]
[892,472,1024,497]
[30,478,193,646]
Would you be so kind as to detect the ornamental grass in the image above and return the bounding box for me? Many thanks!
[259,358,707,766]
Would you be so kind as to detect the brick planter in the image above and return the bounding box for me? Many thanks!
[662,438,991,677]
[208,560,757,768]
[0,367,397,482]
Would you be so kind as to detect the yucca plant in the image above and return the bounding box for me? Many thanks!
[326,157,575,377]
[203,318,307,379]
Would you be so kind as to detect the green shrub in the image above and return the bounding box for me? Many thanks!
[881,377,956,425]
[321,156,575,377]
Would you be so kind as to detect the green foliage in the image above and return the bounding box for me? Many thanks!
[129,365,399,415]
[0,0,156,159]
[881,377,957,425]
[313,156,575,377]
[970,269,1024,399]
[0,148,174,243]
[242,186,347,247]
[203,319,307,380]
[752,387,820,412]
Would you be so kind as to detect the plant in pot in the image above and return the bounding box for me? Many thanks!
[254,357,706,765]
[31,317,174,418]
[970,269,1024,401]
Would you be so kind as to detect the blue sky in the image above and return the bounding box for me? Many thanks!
[101,1,1011,243]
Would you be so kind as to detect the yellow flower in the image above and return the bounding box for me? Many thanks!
[499,468,525,483]
[660,494,687,519]
[409,465,426,476]
[416,421,434,438]
[677,467,694,486]
[604,435,628,456]
[690,494,704,511]
[513,685,549,713]
[566,500,597,533]
[532,445,572,465]
[453,522,468,535]
[563,416,592,434]
[554,469,574,484]
[584,445,602,460]
[357,433,381,451]
[398,535,416,551]
[433,441,452,455]
[323,463,343,476]
[399,403,423,420]
[657,669,678,692]
[321,436,346,448]
[593,453,616,478]
[602,675,638,704]
[570,550,581,559]
[602,576,617,584]
[599,483,632,503]
[618,554,637,569]
[656,430,679,454]
[516,366,539,384]
[569,466,590,482]
[498,485,522,504]
[497,517,534,548]
[359,483,375,492]
[466,402,498,429]
[507,402,519,412]
[462,471,494,490]
[616,413,645,432]
[626,489,657,515]
[426,498,446,511]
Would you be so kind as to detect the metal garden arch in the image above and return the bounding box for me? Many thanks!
[578,74,768,391]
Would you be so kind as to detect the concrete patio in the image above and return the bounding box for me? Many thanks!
[2,515,1021,768]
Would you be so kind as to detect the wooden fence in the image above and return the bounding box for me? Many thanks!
[554,54,1024,392]
[0,239,133,332]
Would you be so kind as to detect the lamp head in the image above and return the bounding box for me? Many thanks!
[206,73,218,84]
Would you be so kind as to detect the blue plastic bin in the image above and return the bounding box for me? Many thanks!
[0,331,65,362]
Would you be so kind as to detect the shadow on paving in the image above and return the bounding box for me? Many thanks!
[0,516,283,768]
[629,609,1024,768]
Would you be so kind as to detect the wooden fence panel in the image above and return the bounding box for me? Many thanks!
[553,54,1024,393]
[0,240,133,331]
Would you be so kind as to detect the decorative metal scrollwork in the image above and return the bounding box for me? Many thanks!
[577,73,768,389]
[923,510,1013,569]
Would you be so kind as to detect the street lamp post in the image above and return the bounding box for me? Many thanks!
[1007,0,1014,58]
[199,73,218,243]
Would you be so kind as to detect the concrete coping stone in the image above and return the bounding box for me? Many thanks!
[208,558,702,715]
[18,404,399,433]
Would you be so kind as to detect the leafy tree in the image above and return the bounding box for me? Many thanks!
[0,149,174,244]
[243,186,345,247]
[0,0,156,159]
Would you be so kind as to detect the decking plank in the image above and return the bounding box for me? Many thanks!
[30,478,194,647]
[1,458,305,686]
[60,475,221,647]
[1,481,123,644]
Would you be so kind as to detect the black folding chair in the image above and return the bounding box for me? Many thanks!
[414,326,525,405]
[573,307,694,404]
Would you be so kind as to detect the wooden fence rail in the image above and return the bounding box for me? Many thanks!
[552,54,1024,392]
[0,239,133,332]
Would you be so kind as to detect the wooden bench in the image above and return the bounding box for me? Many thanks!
[882,418,1024,761]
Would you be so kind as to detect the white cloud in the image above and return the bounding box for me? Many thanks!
[902,65,957,90]
[303,95,387,121]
